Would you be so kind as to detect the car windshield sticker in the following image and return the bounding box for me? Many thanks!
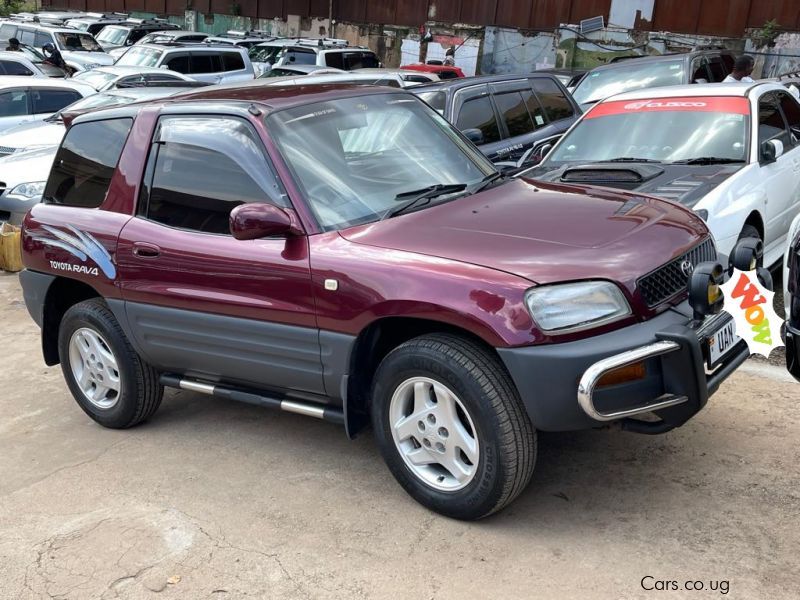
[585,96,750,119]
[534,115,544,126]
[720,269,785,358]
[29,224,116,279]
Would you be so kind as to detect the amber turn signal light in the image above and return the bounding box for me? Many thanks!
[596,361,647,388]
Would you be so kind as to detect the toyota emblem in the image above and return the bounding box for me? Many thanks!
[681,259,694,277]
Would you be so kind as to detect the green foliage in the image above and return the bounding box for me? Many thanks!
[0,0,26,17]
[753,19,780,47]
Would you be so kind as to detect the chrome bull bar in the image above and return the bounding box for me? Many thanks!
[577,340,689,422]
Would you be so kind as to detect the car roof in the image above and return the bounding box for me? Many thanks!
[0,50,32,62]
[586,50,732,73]
[133,43,244,52]
[0,75,93,91]
[270,64,341,74]
[103,86,195,99]
[603,82,786,102]
[77,82,403,123]
[412,72,559,92]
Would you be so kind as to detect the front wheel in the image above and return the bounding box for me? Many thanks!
[371,334,536,520]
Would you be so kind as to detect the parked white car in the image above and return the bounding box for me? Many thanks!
[527,83,800,267]
[0,76,94,134]
[114,44,255,84]
[72,65,199,91]
[0,21,114,72]
[0,49,66,77]
[354,68,440,86]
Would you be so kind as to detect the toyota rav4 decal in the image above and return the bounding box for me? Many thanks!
[29,224,116,279]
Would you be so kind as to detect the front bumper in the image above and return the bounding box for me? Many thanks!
[498,301,750,433]
[0,191,41,226]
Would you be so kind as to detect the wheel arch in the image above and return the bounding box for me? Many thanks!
[342,315,507,438]
[743,211,764,239]
[41,277,102,366]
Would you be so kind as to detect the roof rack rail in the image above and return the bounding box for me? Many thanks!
[125,17,170,25]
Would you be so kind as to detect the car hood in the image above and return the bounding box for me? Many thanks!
[62,51,115,67]
[528,161,743,209]
[0,120,65,150]
[0,146,58,186]
[339,178,709,291]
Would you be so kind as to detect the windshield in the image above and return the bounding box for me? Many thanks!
[261,67,307,78]
[115,46,163,67]
[249,45,284,63]
[572,60,686,106]
[414,90,446,113]
[267,93,495,230]
[19,45,45,62]
[546,97,749,164]
[96,27,129,46]
[55,32,103,52]
[73,70,118,89]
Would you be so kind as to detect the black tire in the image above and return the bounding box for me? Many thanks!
[58,298,163,429]
[371,333,536,520]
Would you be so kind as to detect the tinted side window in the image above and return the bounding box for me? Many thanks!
[165,53,189,72]
[0,90,29,117]
[439,70,459,80]
[18,29,36,46]
[493,91,535,137]
[759,93,790,146]
[779,91,800,146]
[128,30,147,44]
[325,51,344,70]
[191,53,221,74]
[0,24,18,43]
[532,78,573,121]
[35,32,51,48]
[32,89,82,114]
[707,56,727,82]
[690,57,709,82]
[285,49,315,65]
[143,116,287,234]
[0,60,32,76]
[455,96,501,144]
[44,118,133,208]
[222,52,245,71]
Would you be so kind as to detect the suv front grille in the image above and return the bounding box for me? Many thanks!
[638,238,717,308]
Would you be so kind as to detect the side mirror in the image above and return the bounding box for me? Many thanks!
[538,143,553,159]
[230,203,296,240]
[462,128,484,145]
[760,139,784,164]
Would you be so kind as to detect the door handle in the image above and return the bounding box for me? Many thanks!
[132,242,161,258]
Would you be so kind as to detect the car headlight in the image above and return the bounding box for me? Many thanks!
[525,281,632,333]
[7,181,46,199]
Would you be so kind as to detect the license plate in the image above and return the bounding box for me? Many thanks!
[707,319,741,368]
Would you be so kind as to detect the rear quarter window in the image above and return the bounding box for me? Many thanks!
[222,52,245,71]
[532,78,574,122]
[44,118,133,208]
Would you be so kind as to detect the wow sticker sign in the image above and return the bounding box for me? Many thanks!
[720,269,785,357]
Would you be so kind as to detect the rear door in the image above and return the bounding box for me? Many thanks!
[116,113,322,393]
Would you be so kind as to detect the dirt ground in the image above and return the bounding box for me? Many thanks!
[1,271,798,600]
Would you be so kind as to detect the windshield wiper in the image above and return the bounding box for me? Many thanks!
[380,183,467,221]
[606,157,662,163]
[671,157,746,165]
[471,171,505,194]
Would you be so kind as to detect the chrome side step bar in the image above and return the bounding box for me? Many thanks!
[160,374,344,425]
[577,341,689,422]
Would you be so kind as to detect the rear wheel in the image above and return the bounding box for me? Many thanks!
[58,298,162,429]
[371,333,536,520]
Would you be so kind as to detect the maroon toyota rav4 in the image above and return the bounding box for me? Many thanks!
[19,83,750,519]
